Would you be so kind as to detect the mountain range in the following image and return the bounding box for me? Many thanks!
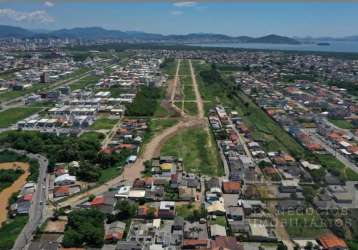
[0,25,301,44]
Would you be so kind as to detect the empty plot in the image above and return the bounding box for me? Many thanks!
[0,107,41,128]
[161,127,223,176]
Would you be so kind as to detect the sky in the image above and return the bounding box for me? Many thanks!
[0,1,358,37]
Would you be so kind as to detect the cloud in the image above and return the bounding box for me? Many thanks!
[173,1,197,7]
[0,8,54,23]
[44,1,55,8]
[170,10,184,16]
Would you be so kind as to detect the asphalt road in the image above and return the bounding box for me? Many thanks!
[0,149,49,250]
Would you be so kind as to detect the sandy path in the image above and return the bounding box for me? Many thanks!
[58,59,208,208]
[0,162,30,226]
[189,60,204,119]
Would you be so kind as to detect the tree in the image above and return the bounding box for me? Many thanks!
[63,208,105,248]
[116,200,138,219]
[277,242,288,250]
[305,241,313,250]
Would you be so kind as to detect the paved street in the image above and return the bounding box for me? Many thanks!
[0,149,49,250]
[304,129,358,173]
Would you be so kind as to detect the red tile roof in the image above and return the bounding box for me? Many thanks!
[23,194,33,201]
[54,186,70,194]
[90,196,105,206]
[222,181,241,193]
[182,239,208,247]
[318,233,347,249]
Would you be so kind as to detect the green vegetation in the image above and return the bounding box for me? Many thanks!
[0,169,24,191]
[69,75,101,91]
[0,131,131,182]
[90,118,118,130]
[80,131,106,141]
[208,215,227,228]
[0,150,27,163]
[0,215,28,250]
[0,150,39,182]
[280,211,328,238]
[62,209,105,248]
[176,204,207,221]
[315,153,358,181]
[153,104,173,118]
[232,91,307,158]
[328,118,355,130]
[179,60,191,75]
[0,107,41,128]
[161,127,224,176]
[184,102,198,116]
[347,241,358,250]
[126,86,163,116]
[160,58,177,77]
[183,81,196,100]
[143,118,179,145]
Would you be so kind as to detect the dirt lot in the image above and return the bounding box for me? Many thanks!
[43,217,67,233]
[0,162,30,225]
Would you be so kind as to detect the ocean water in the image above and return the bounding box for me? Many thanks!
[190,41,358,53]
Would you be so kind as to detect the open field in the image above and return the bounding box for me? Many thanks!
[161,127,224,176]
[0,107,42,128]
[179,60,191,75]
[0,162,30,225]
[280,211,328,238]
[90,118,119,130]
[0,215,28,249]
[328,118,356,130]
[80,131,106,141]
[69,75,101,91]
[315,153,358,181]
[143,118,180,145]
[184,101,198,116]
[161,59,177,77]
[183,83,196,100]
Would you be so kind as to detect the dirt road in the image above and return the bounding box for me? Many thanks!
[58,59,207,208]
[0,162,30,226]
[189,60,204,119]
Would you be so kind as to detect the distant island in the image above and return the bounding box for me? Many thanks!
[317,42,330,46]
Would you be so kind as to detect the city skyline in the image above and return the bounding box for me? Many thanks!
[0,1,358,37]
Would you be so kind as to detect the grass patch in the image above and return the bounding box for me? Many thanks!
[328,118,355,130]
[176,204,196,219]
[80,131,106,141]
[153,104,173,118]
[69,75,101,91]
[90,118,118,130]
[184,102,198,116]
[315,153,358,181]
[0,215,28,250]
[208,215,227,228]
[161,127,224,176]
[0,169,24,192]
[183,83,196,100]
[280,211,328,238]
[0,107,41,128]
[98,166,123,183]
[143,118,179,145]
[160,58,177,77]
[179,60,191,75]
